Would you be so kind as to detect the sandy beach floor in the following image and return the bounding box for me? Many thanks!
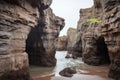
[32,65,113,80]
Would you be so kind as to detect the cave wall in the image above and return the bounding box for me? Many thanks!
[0,0,39,79]
[26,7,65,66]
[76,0,120,79]
[0,0,64,79]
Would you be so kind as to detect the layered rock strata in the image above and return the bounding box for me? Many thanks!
[101,0,120,79]
[0,0,64,79]
[75,0,120,79]
[0,0,39,79]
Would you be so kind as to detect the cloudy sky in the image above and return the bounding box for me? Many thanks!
[51,0,93,36]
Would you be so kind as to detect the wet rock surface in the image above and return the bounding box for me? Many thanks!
[59,67,76,77]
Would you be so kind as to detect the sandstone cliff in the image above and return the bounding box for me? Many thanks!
[56,35,67,51]
[75,0,120,79]
[26,7,65,66]
[67,28,82,58]
[0,0,64,80]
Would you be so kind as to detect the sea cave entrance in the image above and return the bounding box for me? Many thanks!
[96,36,110,64]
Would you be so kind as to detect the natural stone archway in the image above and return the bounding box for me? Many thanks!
[82,31,110,66]
[72,0,120,79]
[26,7,65,66]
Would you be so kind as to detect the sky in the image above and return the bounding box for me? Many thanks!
[51,0,93,36]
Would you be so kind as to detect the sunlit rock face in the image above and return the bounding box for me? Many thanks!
[67,28,82,58]
[56,36,68,51]
[76,0,120,79]
[26,8,65,66]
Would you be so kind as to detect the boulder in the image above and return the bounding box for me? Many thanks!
[59,67,76,77]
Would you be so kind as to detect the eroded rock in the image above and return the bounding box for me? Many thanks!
[67,28,82,58]
[56,36,68,51]
[26,8,65,66]
[75,0,120,79]
[0,0,40,79]
[0,0,64,79]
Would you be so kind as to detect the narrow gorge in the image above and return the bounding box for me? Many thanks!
[56,0,120,80]
[0,0,120,80]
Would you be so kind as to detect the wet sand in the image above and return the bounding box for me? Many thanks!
[32,65,113,80]
[31,51,113,80]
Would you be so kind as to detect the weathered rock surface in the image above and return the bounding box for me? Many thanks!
[100,0,120,79]
[67,28,82,58]
[0,0,39,79]
[26,7,65,66]
[75,0,120,79]
[0,0,64,79]
[56,36,67,51]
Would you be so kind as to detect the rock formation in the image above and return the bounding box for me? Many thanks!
[75,0,120,79]
[100,0,120,79]
[67,28,82,58]
[0,0,64,79]
[59,67,76,77]
[0,0,39,79]
[56,35,67,51]
[26,7,65,66]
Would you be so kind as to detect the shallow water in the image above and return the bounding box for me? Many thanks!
[30,51,113,80]
[54,51,83,76]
